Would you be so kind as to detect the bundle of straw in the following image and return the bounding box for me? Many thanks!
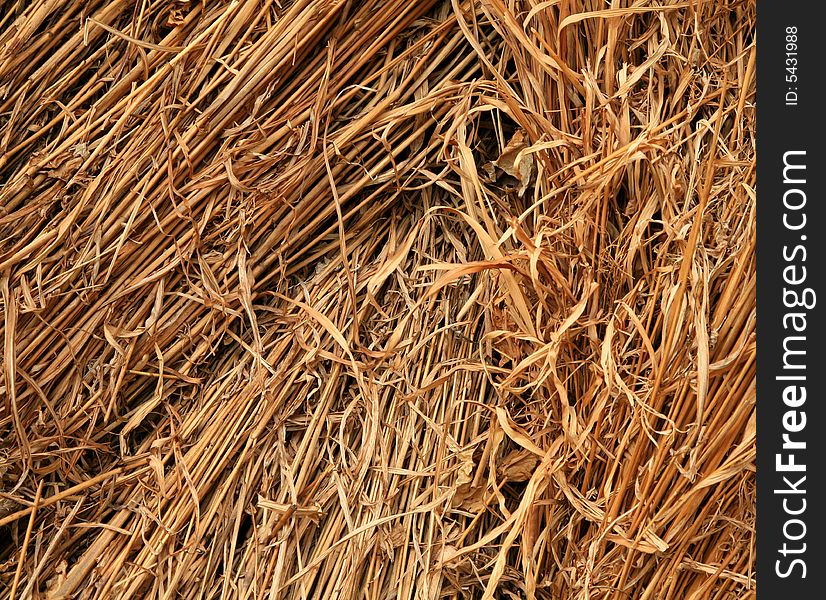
[1,0,755,598]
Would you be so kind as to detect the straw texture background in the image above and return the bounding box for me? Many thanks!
[0,0,755,598]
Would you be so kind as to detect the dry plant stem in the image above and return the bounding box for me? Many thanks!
[1,0,755,599]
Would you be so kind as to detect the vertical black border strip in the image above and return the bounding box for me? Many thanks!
[756,2,824,597]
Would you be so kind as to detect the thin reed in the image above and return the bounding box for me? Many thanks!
[0,0,756,598]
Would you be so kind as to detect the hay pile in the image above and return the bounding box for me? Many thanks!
[0,0,755,598]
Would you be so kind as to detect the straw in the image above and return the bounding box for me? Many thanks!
[1,1,756,598]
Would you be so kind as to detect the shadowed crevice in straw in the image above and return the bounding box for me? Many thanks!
[0,0,755,598]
